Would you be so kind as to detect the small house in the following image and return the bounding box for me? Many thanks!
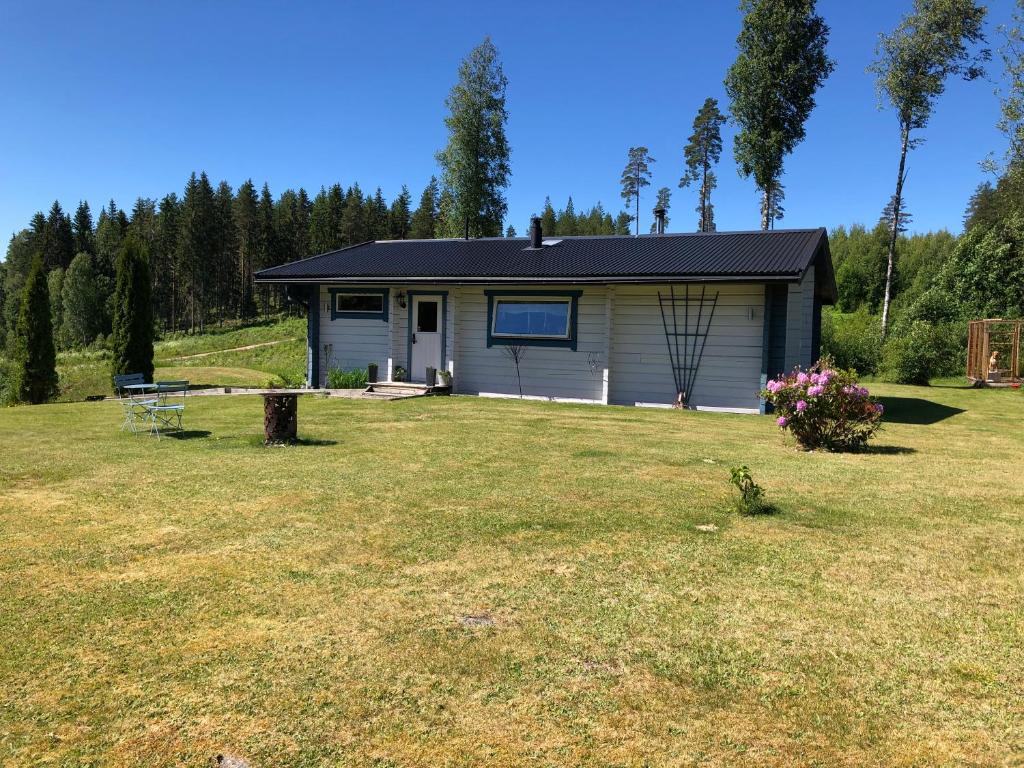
[254,218,836,413]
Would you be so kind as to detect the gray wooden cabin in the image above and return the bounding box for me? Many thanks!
[254,220,836,413]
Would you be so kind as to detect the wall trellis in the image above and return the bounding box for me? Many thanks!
[658,285,719,408]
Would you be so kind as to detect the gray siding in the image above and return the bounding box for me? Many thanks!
[608,284,766,411]
[784,265,816,372]
[452,285,608,402]
[316,286,390,386]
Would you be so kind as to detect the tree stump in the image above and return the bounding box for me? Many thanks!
[263,393,297,444]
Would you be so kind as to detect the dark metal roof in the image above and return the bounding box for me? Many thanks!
[255,228,836,301]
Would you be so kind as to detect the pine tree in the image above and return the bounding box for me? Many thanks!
[506,225,517,237]
[620,147,654,235]
[388,185,412,239]
[614,211,633,235]
[649,187,672,233]
[72,201,95,256]
[110,236,154,384]
[725,0,835,229]
[410,177,440,239]
[60,253,105,347]
[436,37,511,238]
[11,255,58,403]
[680,98,726,232]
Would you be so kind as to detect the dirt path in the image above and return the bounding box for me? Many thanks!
[166,338,297,361]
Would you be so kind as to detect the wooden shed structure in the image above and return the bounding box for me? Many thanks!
[967,319,1023,385]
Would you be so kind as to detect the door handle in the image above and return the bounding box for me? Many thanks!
[412,333,417,344]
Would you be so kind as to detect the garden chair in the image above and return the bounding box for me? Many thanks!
[114,373,155,434]
[145,381,189,439]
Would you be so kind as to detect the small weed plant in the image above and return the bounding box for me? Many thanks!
[729,465,771,515]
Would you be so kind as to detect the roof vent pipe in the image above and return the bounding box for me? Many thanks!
[529,216,542,248]
[654,208,666,235]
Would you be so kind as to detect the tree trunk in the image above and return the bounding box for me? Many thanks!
[700,163,709,232]
[760,187,771,231]
[881,123,910,339]
[263,393,297,444]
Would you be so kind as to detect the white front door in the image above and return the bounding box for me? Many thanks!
[410,296,442,382]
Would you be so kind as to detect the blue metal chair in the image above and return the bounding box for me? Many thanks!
[145,381,189,439]
[113,373,155,434]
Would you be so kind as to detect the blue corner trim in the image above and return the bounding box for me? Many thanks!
[484,289,583,351]
[406,290,449,381]
[308,284,320,388]
[759,287,771,415]
[328,287,390,321]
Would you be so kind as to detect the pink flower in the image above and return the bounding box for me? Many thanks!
[874,403,885,414]
[810,373,821,385]
[819,372,832,385]
[858,387,870,397]
[807,385,824,397]
[776,416,788,427]
[795,400,808,412]
[796,372,810,385]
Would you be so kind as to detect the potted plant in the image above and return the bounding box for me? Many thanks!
[393,365,407,382]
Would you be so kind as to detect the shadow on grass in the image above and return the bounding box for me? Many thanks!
[859,444,917,455]
[878,396,965,425]
[246,436,338,448]
[159,430,213,440]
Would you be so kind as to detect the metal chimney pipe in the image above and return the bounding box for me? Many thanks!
[654,208,666,235]
[529,216,542,248]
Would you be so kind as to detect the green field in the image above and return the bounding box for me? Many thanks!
[1,384,1021,766]
[47,315,307,401]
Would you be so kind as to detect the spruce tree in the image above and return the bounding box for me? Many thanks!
[506,225,517,237]
[234,180,260,318]
[725,0,835,229]
[47,267,65,347]
[41,201,75,270]
[388,185,412,239]
[436,37,511,238]
[11,255,58,404]
[154,193,180,330]
[72,201,95,256]
[110,236,154,384]
[410,177,440,239]
[680,98,726,232]
[540,197,557,236]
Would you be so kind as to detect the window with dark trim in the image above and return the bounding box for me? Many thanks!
[485,290,581,350]
[336,293,384,314]
[328,288,389,321]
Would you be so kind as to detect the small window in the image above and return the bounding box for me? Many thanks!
[492,298,571,339]
[335,293,384,314]
[416,300,438,332]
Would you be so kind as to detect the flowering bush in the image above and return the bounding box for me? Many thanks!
[762,359,883,451]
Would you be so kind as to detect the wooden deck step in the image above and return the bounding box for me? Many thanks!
[361,381,451,400]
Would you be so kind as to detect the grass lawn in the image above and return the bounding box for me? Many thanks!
[1,384,1021,766]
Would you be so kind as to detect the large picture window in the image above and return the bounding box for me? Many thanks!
[328,288,389,320]
[492,299,571,339]
[485,290,582,350]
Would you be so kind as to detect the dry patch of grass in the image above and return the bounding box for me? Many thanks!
[1,383,1022,766]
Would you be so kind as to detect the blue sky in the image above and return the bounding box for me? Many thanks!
[0,0,1016,248]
